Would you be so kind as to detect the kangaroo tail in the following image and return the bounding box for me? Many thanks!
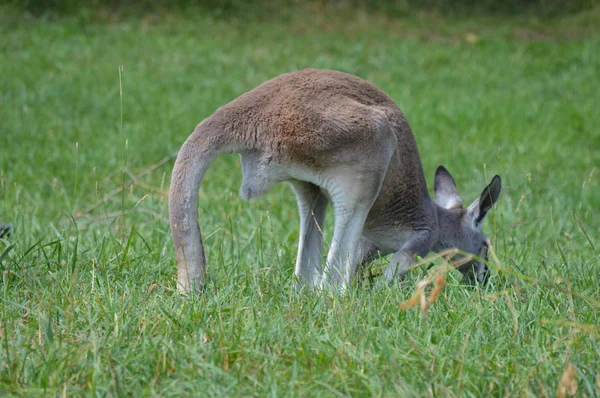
[168,118,242,292]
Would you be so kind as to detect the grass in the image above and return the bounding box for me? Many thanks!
[1,3,599,396]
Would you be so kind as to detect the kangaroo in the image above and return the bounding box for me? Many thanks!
[169,69,501,292]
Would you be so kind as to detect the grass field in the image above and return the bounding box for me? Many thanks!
[1,3,599,396]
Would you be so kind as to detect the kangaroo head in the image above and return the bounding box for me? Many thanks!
[434,166,502,284]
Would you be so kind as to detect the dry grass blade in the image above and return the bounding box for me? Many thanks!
[398,242,506,313]
[77,208,169,229]
[399,272,447,313]
[557,363,577,398]
[398,248,471,313]
[540,320,598,335]
[570,209,596,253]
[399,287,423,310]
[75,151,178,218]
[429,274,446,304]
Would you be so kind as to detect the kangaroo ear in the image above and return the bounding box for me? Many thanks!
[468,175,502,223]
[434,166,463,210]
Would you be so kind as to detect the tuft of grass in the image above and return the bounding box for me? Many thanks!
[1,4,599,396]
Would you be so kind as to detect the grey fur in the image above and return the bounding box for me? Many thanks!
[168,69,501,291]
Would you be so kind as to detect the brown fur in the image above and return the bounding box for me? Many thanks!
[169,69,501,291]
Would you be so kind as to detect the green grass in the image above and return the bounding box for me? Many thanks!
[1,4,599,396]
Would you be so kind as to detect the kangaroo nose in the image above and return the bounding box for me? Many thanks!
[477,263,490,285]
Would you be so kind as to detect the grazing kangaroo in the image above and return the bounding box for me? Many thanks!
[169,69,501,292]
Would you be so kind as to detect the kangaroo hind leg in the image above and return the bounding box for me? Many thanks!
[321,111,396,290]
[322,164,389,290]
[290,181,328,287]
